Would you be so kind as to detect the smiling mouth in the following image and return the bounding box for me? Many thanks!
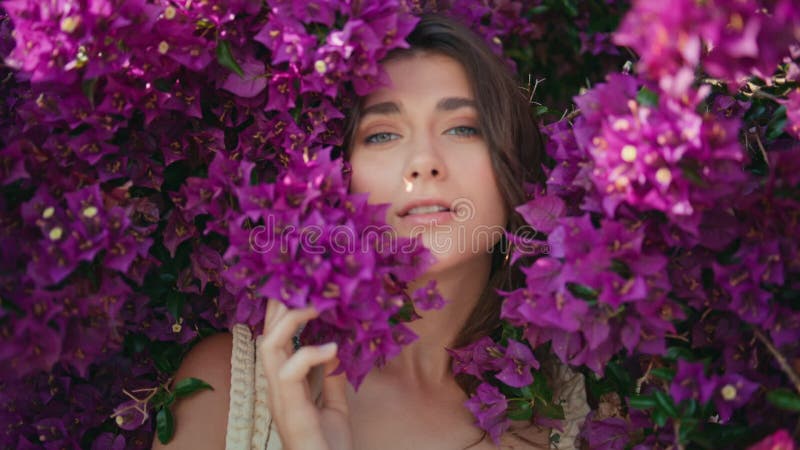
[403,205,450,216]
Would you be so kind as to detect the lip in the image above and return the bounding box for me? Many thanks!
[396,198,454,225]
[397,198,452,217]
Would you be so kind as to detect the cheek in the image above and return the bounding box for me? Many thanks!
[348,154,392,202]
[471,159,508,228]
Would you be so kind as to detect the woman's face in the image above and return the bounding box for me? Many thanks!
[349,52,507,273]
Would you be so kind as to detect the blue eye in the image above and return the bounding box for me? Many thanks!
[445,126,480,137]
[365,132,399,144]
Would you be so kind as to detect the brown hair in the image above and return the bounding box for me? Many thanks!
[343,9,546,408]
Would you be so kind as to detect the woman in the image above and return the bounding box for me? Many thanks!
[154,15,589,450]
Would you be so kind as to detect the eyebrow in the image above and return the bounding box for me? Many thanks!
[360,96,477,119]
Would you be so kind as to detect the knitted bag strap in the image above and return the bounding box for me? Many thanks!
[550,363,591,449]
[254,333,283,450]
[226,324,257,450]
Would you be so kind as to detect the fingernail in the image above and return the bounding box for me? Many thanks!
[322,342,337,353]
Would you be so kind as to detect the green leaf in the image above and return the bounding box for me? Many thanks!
[390,301,417,324]
[652,407,668,427]
[152,342,184,373]
[653,390,679,417]
[82,78,98,107]
[165,290,185,321]
[216,40,244,77]
[766,388,800,412]
[629,395,656,410]
[500,323,523,344]
[688,423,753,449]
[156,408,175,444]
[557,0,579,17]
[566,282,599,301]
[683,399,698,418]
[153,77,173,93]
[151,390,174,409]
[743,102,767,122]
[607,362,633,392]
[124,333,149,354]
[507,399,534,421]
[159,272,177,283]
[529,5,549,14]
[637,87,659,107]
[534,400,565,420]
[173,377,214,398]
[651,367,675,382]
[679,163,709,189]
[609,259,632,279]
[765,105,787,142]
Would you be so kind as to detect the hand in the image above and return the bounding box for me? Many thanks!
[259,300,354,450]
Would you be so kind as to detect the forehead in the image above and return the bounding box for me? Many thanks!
[361,53,473,108]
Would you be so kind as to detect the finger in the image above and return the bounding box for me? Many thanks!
[263,299,288,334]
[321,357,349,414]
[278,342,338,383]
[262,306,319,352]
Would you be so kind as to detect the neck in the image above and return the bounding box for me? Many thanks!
[377,254,492,388]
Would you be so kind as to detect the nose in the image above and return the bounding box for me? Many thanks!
[403,138,447,185]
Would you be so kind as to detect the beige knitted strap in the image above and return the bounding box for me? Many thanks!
[550,364,590,449]
[254,334,282,450]
[226,324,256,450]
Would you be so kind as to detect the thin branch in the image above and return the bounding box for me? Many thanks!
[753,328,800,396]
[564,108,582,121]
[674,420,686,450]
[635,359,655,395]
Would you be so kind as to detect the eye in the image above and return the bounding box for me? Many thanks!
[365,132,400,145]
[444,126,480,137]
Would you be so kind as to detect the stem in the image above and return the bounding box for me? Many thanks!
[665,333,690,343]
[635,359,655,395]
[752,132,770,170]
[564,108,581,121]
[753,328,800,396]
[673,420,686,450]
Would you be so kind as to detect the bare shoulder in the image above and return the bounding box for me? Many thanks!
[151,332,234,450]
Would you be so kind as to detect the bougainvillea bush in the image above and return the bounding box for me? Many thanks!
[1,0,799,448]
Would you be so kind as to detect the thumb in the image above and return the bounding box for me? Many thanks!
[321,357,349,414]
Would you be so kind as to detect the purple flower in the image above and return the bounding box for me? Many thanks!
[464,382,510,444]
[224,149,434,388]
[111,399,149,431]
[712,373,759,423]
[747,429,796,450]
[448,336,501,380]
[786,89,800,140]
[578,411,641,450]
[411,280,446,311]
[614,0,797,90]
[669,360,715,405]
[572,74,747,236]
[515,194,565,234]
[494,339,539,388]
[91,433,126,450]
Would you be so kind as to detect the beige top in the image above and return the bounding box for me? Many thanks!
[224,324,589,450]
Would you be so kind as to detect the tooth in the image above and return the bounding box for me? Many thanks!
[408,205,447,215]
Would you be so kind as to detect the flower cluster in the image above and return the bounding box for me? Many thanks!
[449,336,545,443]
[222,148,437,388]
[504,204,681,374]
[572,73,748,237]
[0,0,547,447]
[2,0,800,448]
[614,0,800,91]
